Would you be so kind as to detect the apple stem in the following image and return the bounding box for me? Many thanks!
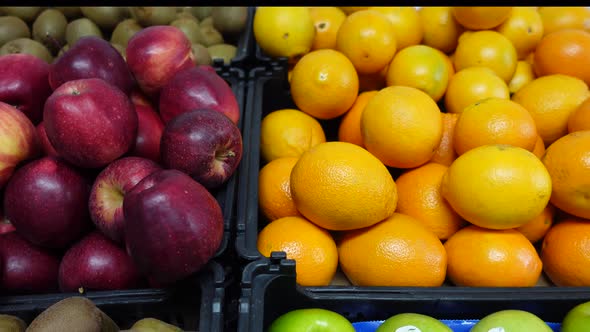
[215,150,235,161]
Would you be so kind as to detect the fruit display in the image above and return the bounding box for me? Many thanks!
[240,6,590,292]
[0,6,251,66]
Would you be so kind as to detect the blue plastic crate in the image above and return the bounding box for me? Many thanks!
[353,320,562,332]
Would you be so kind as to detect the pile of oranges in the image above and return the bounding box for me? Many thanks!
[253,7,590,288]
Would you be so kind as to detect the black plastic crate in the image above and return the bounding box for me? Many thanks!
[212,7,256,71]
[238,253,590,331]
[0,260,228,331]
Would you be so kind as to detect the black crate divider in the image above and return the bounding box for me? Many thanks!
[212,7,256,71]
[239,253,590,332]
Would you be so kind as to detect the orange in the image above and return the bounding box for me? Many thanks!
[541,218,590,286]
[395,163,465,240]
[534,29,590,86]
[542,131,590,219]
[253,7,315,62]
[258,157,301,221]
[453,98,538,155]
[259,109,326,163]
[308,7,347,50]
[338,213,447,287]
[444,67,510,114]
[512,74,590,145]
[290,142,397,231]
[444,225,542,287]
[361,86,443,168]
[419,7,465,54]
[385,45,450,102]
[496,7,544,60]
[290,49,359,120]
[538,7,590,36]
[257,216,338,286]
[568,98,590,133]
[431,112,459,166]
[336,10,397,74]
[369,7,423,50]
[508,60,535,94]
[525,52,535,66]
[442,50,455,79]
[532,135,546,159]
[454,30,518,83]
[442,144,552,230]
[451,7,513,30]
[338,90,378,147]
[516,204,555,244]
[339,7,369,15]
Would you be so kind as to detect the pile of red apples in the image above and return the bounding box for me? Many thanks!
[0,25,242,294]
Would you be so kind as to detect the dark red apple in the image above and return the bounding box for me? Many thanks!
[0,53,52,124]
[0,101,40,189]
[49,36,136,95]
[36,122,59,157]
[161,109,242,190]
[123,169,223,284]
[3,156,92,249]
[59,232,143,292]
[0,199,15,235]
[126,25,195,98]
[130,102,165,163]
[89,157,161,243]
[0,232,60,294]
[43,78,138,169]
[159,66,240,124]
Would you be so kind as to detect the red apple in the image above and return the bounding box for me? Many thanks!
[0,199,15,234]
[123,169,223,284]
[49,36,136,95]
[126,25,195,98]
[36,122,59,157]
[0,101,40,189]
[59,232,143,292]
[3,156,92,249]
[0,53,52,124]
[130,90,153,108]
[89,157,161,243]
[43,78,138,169]
[161,109,242,190]
[0,232,60,294]
[130,102,165,163]
[159,66,240,124]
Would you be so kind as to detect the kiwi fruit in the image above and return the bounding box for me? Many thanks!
[192,43,211,66]
[26,297,119,332]
[131,318,182,332]
[0,38,53,63]
[208,44,237,65]
[32,9,67,55]
[65,18,103,46]
[191,7,212,20]
[80,7,129,30]
[199,25,223,47]
[111,43,126,60]
[110,19,142,47]
[0,314,26,331]
[176,11,199,24]
[0,16,30,47]
[0,7,42,23]
[212,7,248,35]
[53,7,82,19]
[129,7,177,26]
[200,16,213,27]
[170,18,202,44]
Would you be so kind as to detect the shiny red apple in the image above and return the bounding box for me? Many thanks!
[36,122,59,157]
[130,101,164,163]
[0,53,52,124]
[159,66,240,124]
[43,78,138,169]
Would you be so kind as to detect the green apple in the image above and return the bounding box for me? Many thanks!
[375,313,452,332]
[268,308,355,332]
[562,300,590,332]
[471,310,552,332]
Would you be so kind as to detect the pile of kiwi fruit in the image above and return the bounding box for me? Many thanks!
[2,296,187,331]
[0,6,249,65]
